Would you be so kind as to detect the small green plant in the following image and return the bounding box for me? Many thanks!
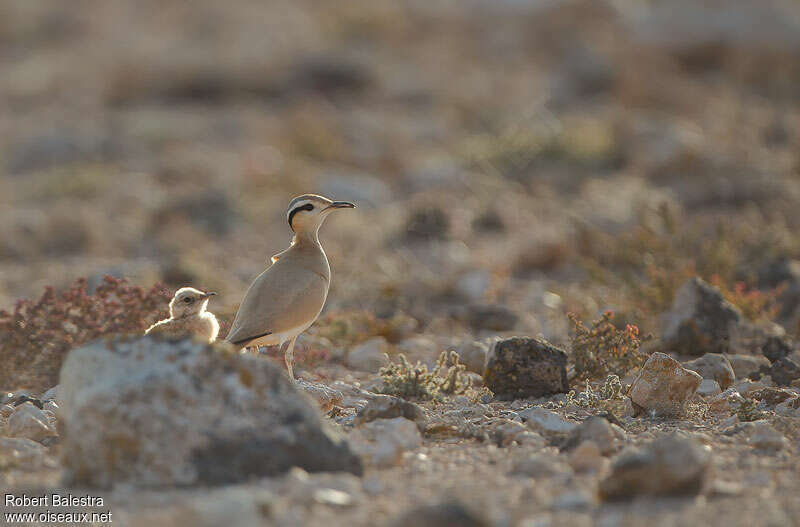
[737,398,769,422]
[378,350,475,401]
[564,375,625,409]
[568,311,649,382]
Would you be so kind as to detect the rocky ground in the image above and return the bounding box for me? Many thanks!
[2,0,800,526]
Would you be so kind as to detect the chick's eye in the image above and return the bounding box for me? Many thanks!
[184,297,193,303]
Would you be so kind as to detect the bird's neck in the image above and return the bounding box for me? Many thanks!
[292,229,321,247]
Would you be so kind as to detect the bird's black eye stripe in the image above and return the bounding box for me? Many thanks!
[288,203,314,227]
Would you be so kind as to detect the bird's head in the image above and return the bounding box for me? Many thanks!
[287,194,355,236]
[169,287,216,318]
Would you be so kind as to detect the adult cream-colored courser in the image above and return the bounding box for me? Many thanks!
[146,287,219,343]
[225,194,355,378]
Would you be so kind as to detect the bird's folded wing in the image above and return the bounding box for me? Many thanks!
[225,262,328,345]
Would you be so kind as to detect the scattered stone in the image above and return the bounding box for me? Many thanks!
[59,337,361,488]
[313,488,354,507]
[296,380,343,413]
[762,356,800,386]
[599,435,712,500]
[562,417,624,455]
[40,385,59,402]
[404,206,450,241]
[0,437,47,470]
[389,501,487,527]
[697,379,722,397]
[346,337,389,372]
[731,379,767,396]
[512,453,572,478]
[774,397,800,417]
[484,337,569,400]
[455,271,491,302]
[628,352,702,417]
[453,340,490,375]
[0,404,13,418]
[519,407,577,435]
[331,381,380,411]
[708,389,745,414]
[569,441,610,474]
[551,490,596,511]
[746,422,788,451]
[661,277,743,355]
[683,353,735,389]
[460,304,519,332]
[747,387,795,406]
[6,402,57,443]
[761,336,793,363]
[354,395,426,430]
[484,418,544,447]
[725,354,771,379]
[348,417,422,468]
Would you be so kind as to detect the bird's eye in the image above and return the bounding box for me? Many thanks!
[184,297,193,303]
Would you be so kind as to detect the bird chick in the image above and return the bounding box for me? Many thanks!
[225,194,355,378]
[146,287,219,343]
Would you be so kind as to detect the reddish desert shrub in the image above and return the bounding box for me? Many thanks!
[0,276,171,392]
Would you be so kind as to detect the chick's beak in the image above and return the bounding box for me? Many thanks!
[202,292,217,298]
[325,201,356,211]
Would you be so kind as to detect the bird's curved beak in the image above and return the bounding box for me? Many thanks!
[202,292,217,298]
[324,201,356,211]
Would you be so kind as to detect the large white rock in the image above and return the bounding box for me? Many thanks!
[59,336,362,488]
[518,407,577,435]
[629,352,702,417]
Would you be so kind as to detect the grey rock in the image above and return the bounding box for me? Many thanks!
[725,353,770,379]
[511,453,573,478]
[562,417,624,456]
[348,417,421,468]
[519,407,577,435]
[453,340,490,375]
[662,277,743,356]
[629,352,702,417]
[762,356,800,386]
[346,337,389,372]
[354,395,425,430]
[404,206,450,241]
[0,437,47,470]
[697,379,722,397]
[684,353,735,389]
[460,304,519,332]
[6,402,57,443]
[599,435,712,500]
[59,337,361,488]
[389,501,488,527]
[484,337,569,400]
[295,380,343,413]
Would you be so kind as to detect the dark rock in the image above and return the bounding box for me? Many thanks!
[472,209,505,233]
[404,207,450,241]
[661,277,743,355]
[599,435,711,501]
[484,337,568,400]
[747,387,795,406]
[460,304,519,332]
[683,353,735,389]
[762,356,800,386]
[757,258,800,289]
[389,501,488,527]
[354,395,426,430]
[761,335,793,363]
[59,337,361,488]
[725,353,771,379]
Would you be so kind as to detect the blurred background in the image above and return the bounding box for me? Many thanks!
[2,0,800,350]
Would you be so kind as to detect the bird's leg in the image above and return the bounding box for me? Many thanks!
[285,336,297,380]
